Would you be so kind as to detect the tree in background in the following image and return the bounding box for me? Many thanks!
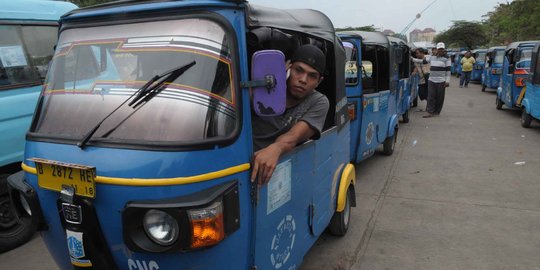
[69,0,112,7]
[484,0,540,45]
[433,21,488,50]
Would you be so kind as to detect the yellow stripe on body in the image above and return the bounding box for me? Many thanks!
[22,162,250,186]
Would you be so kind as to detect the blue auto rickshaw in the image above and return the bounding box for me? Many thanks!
[520,44,540,128]
[471,49,487,82]
[388,36,413,123]
[448,51,458,75]
[0,0,77,252]
[7,1,359,269]
[481,46,506,92]
[454,51,466,77]
[496,41,540,110]
[338,31,401,163]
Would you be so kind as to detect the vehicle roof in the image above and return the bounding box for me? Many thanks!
[506,41,540,51]
[62,0,336,42]
[472,49,487,53]
[337,31,389,47]
[0,0,77,21]
[487,46,506,52]
[247,4,335,42]
[387,36,408,47]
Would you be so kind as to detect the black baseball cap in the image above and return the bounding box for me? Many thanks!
[290,44,326,75]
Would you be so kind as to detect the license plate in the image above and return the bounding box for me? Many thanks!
[30,158,96,198]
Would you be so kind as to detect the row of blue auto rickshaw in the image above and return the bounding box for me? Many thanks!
[3,0,423,269]
[451,41,540,128]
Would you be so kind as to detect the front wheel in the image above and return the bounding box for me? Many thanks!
[521,109,532,128]
[496,97,503,110]
[481,84,486,92]
[0,175,37,253]
[402,110,410,123]
[383,128,398,156]
[328,187,352,236]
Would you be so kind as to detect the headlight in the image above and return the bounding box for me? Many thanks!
[143,210,179,246]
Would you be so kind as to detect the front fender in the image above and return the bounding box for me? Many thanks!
[522,99,531,114]
[336,164,356,212]
[388,114,399,137]
[404,96,411,109]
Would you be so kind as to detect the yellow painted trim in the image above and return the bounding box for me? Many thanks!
[517,85,526,106]
[336,163,355,212]
[22,162,250,187]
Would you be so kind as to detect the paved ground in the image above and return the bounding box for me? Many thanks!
[2,78,540,269]
[301,78,540,270]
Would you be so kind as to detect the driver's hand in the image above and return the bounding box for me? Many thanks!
[251,144,281,185]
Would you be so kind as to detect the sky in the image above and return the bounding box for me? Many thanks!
[249,0,512,36]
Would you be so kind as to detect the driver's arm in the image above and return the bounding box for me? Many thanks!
[251,121,315,185]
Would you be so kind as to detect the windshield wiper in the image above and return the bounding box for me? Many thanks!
[77,61,197,149]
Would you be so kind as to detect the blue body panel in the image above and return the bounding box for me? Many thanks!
[0,0,77,168]
[472,52,486,82]
[482,62,503,89]
[524,81,540,120]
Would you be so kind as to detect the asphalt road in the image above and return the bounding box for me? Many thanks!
[2,77,540,269]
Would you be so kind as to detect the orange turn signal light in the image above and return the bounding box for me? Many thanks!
[188,201,225,249]
[347,103,356,121]
[515,77,526,87]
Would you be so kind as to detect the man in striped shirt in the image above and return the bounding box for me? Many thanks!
[412,42,451,118]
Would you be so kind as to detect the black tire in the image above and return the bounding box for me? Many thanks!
[521,109,532,128]
[481,84,486,92]
[402,109,410,123]
[0,175,37,253]
[496,97,503,110]
[413,96,418,107]
[328,187,352,236]
[383,128,398,156]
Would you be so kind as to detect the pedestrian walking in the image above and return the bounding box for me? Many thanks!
[460,51,475,88]
[412,42,451,118]
[412,48,430,110]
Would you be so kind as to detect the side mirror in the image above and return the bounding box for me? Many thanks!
[250,50,287,116]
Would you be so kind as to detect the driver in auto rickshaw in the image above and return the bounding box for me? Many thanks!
[251,44,330,184]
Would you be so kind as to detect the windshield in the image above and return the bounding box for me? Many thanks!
[476,52,486,62]
[31,18,238,145]
[519,47,533,60]
[0,25,57,90]
[494,50,504,64]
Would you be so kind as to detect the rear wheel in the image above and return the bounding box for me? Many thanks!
[496,97,503,110]
[402,109,410,123]
[481,84,486,92]
[328,187,352,236]
[521,109,532,128]
[0,175,37,253]
[383,128,398,156]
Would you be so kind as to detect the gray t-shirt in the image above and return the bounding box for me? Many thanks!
[252,90,330,151]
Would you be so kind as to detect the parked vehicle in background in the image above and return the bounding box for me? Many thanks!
[388,36,414,123]
[496,41,540,110]
[471,49,487,82]
[481,46,506,92]
[454,51,466,77]
[338,31,401,162]
[520,44,540,128]
[0,0,77,253]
